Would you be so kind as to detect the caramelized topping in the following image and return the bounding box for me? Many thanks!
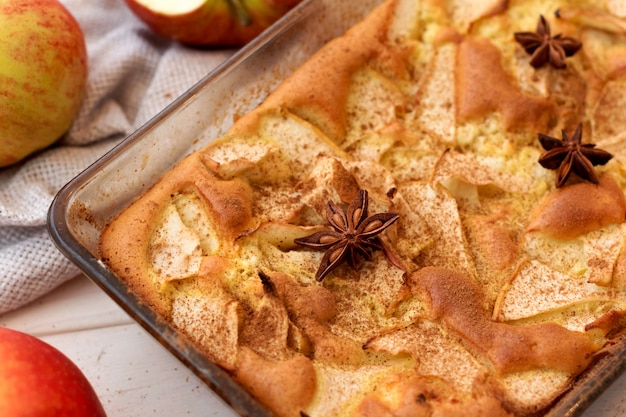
[526,174,626,240]
[456,38,557,131]
[408,267,599,375]
[538,123,613,187]
[514,15,582,69]
[294,189,400,281]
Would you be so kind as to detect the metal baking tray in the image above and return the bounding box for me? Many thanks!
[48,0,626,416]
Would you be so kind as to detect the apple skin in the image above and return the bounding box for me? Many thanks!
[124,0,303,46]
[0,0,88,168]
[0,327,107,417]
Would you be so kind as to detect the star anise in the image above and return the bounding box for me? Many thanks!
[538,123,613,188]
[294,189,400,282]
[514,15,582,69]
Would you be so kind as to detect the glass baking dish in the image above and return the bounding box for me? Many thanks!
[48,0,626,416]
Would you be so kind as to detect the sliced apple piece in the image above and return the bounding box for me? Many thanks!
[585,223,626,286]
[305,360,414,417]
[582,29,626,80]
[149,203,203,284]
[447,0,508,33]
[495,259,612,324]
[557,5,626,35]
[239,290,291,360]
[298,155,361,216]
[398,182,476,277]
[365,319,487,393]
[592,79,626,157]
[432,149,530,194]
[171,293,241,369]
[344,65,409,148]
[499,370,571,415]
[415,43,457,145]
[326,251,410,341]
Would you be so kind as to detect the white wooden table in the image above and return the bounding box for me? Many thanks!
[2,274,626,416]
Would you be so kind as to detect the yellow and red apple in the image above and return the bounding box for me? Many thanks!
[0,0,87,168]
[0,327,107,417]
[124,0,304,46]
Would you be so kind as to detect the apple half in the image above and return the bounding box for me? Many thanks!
[124,0,304,46]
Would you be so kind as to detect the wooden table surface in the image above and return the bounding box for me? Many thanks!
[2,274,626,417]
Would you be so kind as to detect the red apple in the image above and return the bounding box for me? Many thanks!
[0,0,88,168]
[124,0,304,46]
[0,327,107,417]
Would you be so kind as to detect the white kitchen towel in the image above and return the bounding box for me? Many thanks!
[0,0,234,314]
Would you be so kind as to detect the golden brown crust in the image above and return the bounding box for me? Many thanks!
[455,38,557,131]
[353,373,513,417]
[264,271,370,365]
[466,214,519,274]
[407,267,599,375]
[450,0,509,34]
[99,175,174,318]
[234,348,316,417]
[99,152,255,317]
[526,174,626,241]
[230,0,398,143]
[298,156,362,209]
[266,271,337,322]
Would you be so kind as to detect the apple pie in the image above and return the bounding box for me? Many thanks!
[99,0,626,415]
